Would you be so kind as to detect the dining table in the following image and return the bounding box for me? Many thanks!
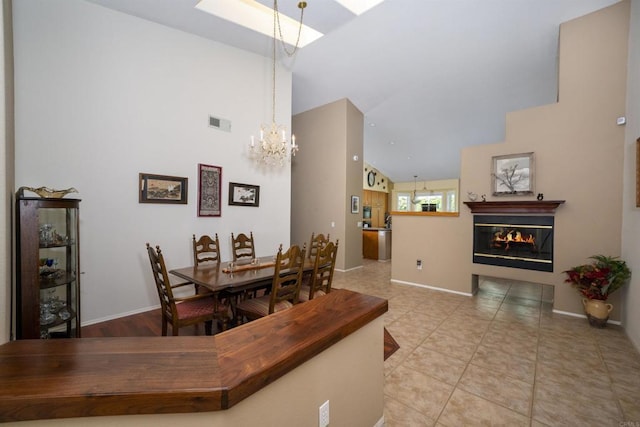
[169,255,315,324]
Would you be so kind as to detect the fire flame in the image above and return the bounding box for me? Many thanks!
[493,229,536,250]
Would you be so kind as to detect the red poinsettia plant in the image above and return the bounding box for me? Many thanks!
[564,255,631,300]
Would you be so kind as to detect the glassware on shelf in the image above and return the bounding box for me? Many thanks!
[39,224,54,245]
[39,302,56,325]
[58,308,71,321]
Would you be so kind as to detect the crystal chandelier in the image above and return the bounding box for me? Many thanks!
[250,1,306,166]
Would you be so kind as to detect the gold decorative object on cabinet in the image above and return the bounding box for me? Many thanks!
[18,186,78,199]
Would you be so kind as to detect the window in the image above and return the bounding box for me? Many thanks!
[395,191,455,212]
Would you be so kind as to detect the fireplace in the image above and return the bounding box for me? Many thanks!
[472,215,554,272]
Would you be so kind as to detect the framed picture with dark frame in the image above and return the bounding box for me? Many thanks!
[351,195,360,214]
[197,164,222,217]
[228,182,260,207]
[139,173,188,204]
[491,152,534,196]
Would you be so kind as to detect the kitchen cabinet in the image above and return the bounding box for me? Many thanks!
[363,229,392,260]
[15,193,81,339]
[363,190,388,228]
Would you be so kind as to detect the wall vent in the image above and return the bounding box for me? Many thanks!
[208,115,231,132]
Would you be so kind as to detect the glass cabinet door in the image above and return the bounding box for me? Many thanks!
[15,196,81,339]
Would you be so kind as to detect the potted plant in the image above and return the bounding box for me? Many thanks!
[564,255,631,327]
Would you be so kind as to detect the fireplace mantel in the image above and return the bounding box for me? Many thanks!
[463,200,565,214]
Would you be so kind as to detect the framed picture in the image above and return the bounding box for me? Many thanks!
[351,195,360,214]
[139,173,188,204]
[198,164,222,217]
[491,152,534,196]
[229,182,260,207]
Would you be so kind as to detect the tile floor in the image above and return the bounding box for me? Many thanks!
[332,259,640,426]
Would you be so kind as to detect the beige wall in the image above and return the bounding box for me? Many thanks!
[622,0,640,349]
[3,316,385,427]
[291,98,364,271]
[392,1,630,319]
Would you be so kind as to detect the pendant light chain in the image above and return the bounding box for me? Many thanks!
[273,0,306,57]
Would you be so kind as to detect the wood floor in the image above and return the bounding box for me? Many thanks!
[81,307,400,360]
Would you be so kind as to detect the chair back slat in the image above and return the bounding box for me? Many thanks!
[193,234,221,265]
[231,232,256,261]
[146,243,176,318]
[307,240,339,300]
[308,232,330,260]
[269,243,306,312]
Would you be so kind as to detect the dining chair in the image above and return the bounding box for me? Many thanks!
[298,240,339,302]
[146,243,228,335]
[192,233,221,265]
[231,232,256,261]
[308,232,330,260]
[235,243,306,322]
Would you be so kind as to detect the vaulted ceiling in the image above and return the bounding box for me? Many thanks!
[86,0,621,183]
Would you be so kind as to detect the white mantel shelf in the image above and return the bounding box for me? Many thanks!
[463,200,565,214]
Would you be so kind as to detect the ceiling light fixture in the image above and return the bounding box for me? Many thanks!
[411,175,421,204]
[249,0,306,166]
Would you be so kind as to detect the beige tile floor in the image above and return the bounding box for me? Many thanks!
[332,259,640,427]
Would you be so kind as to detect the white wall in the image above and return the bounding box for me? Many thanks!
[1,0,13,344]
[12,0,293,324]
[622,0,640,350]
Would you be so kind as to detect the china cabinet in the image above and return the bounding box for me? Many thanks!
[15,192,81,339]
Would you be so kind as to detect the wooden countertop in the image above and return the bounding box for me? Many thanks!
[0,289,388,422]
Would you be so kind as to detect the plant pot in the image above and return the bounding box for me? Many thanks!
[582,298,613,328]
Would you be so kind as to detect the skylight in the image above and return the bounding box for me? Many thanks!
[195,0,324,48]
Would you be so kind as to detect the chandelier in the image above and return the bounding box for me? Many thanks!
[250,1,307,166]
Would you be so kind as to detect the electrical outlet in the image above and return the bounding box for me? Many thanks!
[417,259,422,270]
[319,400,330,427]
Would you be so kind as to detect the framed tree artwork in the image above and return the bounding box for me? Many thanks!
[197,164,222,217]
[228,182,260,207]
[491,152,534,196]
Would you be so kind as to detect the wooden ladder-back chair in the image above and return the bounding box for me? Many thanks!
[299,240,339,302]
[235,244,306,322]
[308,232,330,260]
[231,232,256,262]
[192,233,221,294]
[192,233,221,265]
[146,243,227,335]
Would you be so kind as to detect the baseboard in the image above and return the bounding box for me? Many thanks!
[337,265,364,273]
[552,309,622,325]
[390,279,474,297]
[81,304,160,327]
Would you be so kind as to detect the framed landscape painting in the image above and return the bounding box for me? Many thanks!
[139,173,188,204]
[491,152,534,196]
[198,164,222,217]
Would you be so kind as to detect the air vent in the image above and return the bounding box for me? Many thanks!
[208,115,231,132]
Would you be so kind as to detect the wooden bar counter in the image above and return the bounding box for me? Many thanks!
[0,289,388,423]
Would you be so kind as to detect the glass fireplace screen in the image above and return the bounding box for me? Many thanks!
[473,215,554,272]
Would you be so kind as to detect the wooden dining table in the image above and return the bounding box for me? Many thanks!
[169,255,315,323]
